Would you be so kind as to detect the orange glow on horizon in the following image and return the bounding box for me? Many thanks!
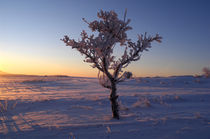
[0,48,199,78]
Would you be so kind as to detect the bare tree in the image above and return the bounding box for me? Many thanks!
[61,10,162,119]
[203,67,210,78]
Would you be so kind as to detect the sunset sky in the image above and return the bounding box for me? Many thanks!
[0,0,210,77]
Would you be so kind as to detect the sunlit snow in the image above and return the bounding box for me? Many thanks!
[0,75,210,138]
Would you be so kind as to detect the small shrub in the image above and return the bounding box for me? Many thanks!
[132,97,151,108]
[119,101,129,111]
[174,95,182,101]
[0,99,17,113]
[0,99,8,112]
[202,67,210,78]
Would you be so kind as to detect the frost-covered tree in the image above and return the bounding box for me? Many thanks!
[61,10,162,119]
[203,67,210,78]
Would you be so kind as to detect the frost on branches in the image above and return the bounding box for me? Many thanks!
[62,10,162,119]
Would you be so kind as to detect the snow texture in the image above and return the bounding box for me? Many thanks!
[0,75,210,138]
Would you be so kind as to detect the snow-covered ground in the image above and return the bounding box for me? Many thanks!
[0,75,210,139]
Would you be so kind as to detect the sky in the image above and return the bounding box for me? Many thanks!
[0,0,210,77]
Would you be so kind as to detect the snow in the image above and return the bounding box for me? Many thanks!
[0,75,210,138]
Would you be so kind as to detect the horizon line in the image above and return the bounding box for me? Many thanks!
[0,70,201,78]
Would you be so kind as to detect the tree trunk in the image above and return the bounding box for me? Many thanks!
[109,82,120,119]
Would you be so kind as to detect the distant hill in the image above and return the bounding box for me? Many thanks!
[0,70,14,76]
[0,70,8,75]
[0,71,70,77]
[0,71,29,77]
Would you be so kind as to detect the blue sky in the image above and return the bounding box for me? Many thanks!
[0,0,209,77]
